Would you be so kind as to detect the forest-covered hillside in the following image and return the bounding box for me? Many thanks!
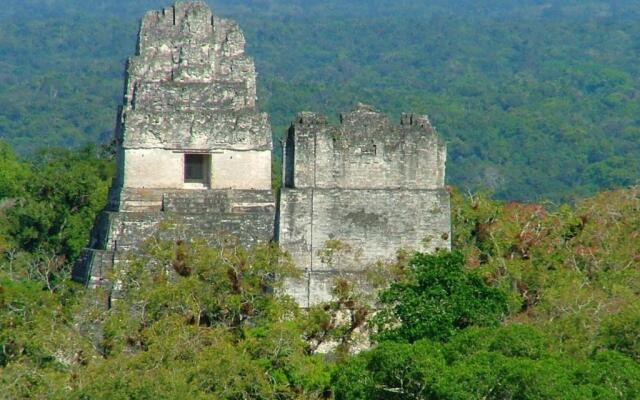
[1,2,639,397]
[1,0,640,201]
[1,141,639,397]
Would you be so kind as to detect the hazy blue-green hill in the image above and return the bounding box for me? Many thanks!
[1,0,639,201]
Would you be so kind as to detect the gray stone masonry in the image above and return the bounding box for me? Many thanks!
[279,105,451,307]
[73,1,276,288]
[111,0,272,196]
[122,0,267,151]
[74,1,451,309]
[73,189,276,286]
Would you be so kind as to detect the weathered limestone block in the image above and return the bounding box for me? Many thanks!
[287,104,446,190]
[123,111,271,150]
[279,188,450,307]
[119,0,270,191]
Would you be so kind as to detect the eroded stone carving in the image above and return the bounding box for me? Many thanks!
[73,1,276,290]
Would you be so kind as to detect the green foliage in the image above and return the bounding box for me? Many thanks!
[598,304,640,362]
[82,239,334,399]
[0,141,29,254]
[1,183,640,398]
[450,187,640,358]
[0,278,92,399]
[3,1,640,200]
[333,328,640,400]
[113,238,299,333]
[0,141,28,200]
[375,251,508,343]
[0,239,336,399]
[1,146,113,266]
[0,279,59,368]
[335,188,640,398]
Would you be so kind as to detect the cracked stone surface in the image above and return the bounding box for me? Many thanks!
[122,0,267,151]
[73,1,276,291]
[279,105,451,307]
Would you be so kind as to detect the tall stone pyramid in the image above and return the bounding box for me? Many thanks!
[72,0,277,288]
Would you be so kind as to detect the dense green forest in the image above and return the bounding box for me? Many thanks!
[1,139,639,397]
[1,1,640,397]
[1,0,640,200]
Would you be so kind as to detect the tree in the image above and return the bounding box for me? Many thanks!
[6,146,113,262]
[333,325,640,400]
[374,251,508,343]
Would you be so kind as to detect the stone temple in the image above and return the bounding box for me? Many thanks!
[280,107,450,306]
[73,0,451,307]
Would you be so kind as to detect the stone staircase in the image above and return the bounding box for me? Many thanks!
[73,189,277,288]
[73,248,115,287]
[118,188,166,212]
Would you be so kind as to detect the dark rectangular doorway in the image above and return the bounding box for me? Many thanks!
[184,153,211,186]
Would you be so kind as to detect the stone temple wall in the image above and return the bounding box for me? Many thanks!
[285,106,446,191]
[279,105,451,307]
[74,1,451,308]
[73,1,276,289]
[118,0,272,195]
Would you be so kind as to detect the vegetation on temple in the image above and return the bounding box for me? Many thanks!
[1,1,640,398]
[1,142,638,398]
[2,0,640,201]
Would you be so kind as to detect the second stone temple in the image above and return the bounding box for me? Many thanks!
[73,0,451,307]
